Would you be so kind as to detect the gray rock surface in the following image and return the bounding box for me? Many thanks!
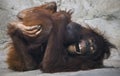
[0,0,120,76]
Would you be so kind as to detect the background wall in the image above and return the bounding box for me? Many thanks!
[0,0,120,76]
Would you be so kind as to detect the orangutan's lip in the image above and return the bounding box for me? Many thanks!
[67,39,96,54]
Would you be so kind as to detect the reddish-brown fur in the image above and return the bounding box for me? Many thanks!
[7,2,115,73]
[40,11,115,73]
[7,2,57,71]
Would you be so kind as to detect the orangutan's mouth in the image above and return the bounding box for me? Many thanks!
[68,39,96,55]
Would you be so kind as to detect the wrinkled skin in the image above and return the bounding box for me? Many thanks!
[7,2,115,72]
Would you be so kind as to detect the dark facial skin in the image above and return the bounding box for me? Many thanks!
[40,11,115,72]
[7,2,115,72]
[66,22,115,56]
